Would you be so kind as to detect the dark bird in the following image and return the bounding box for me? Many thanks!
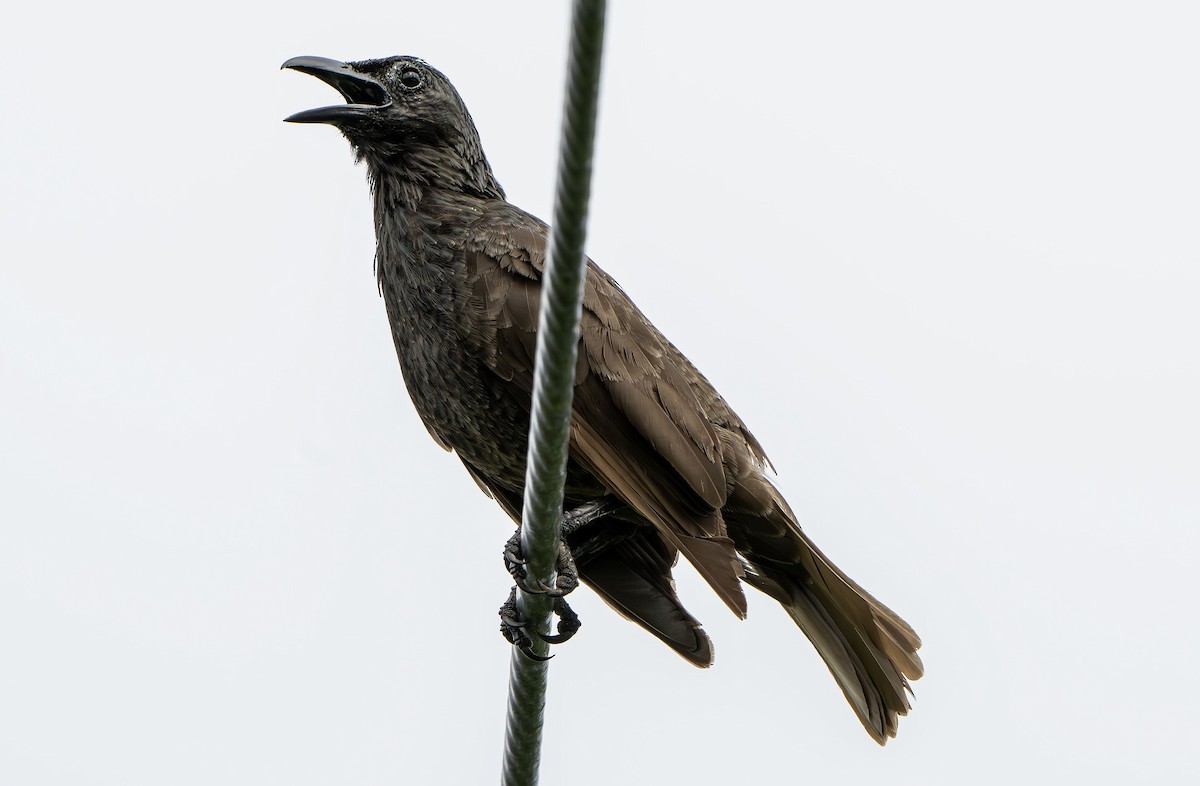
[283,55,923,743]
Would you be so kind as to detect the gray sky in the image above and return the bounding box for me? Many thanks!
[3,2,1198,783]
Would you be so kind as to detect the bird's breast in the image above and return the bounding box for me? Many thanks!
[378,250,531,491]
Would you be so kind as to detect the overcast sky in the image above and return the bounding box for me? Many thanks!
[3,2,1198,784]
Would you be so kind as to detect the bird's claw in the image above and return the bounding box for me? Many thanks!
[537,597,581,644]
[502,539,526,568]
[500,589,544,660]
[519,575,562,596]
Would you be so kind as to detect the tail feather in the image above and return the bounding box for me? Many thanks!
[794,527,924,685]
[729,478,923,744]
[742,559,913,744]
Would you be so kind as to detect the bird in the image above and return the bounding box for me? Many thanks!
[283,54,923,744]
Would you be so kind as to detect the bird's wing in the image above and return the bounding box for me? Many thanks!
[462,214,748,616]
[575,526,714,666]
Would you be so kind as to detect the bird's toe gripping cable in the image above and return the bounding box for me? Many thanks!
[499,587,582,660]
[503,530,580,598]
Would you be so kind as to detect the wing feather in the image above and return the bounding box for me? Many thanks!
[461,214,747,616]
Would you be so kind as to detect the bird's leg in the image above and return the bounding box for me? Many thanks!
[498,496,626,656]
[561,494,627,538]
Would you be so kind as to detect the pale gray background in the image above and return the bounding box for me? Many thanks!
[3,2,1198,784]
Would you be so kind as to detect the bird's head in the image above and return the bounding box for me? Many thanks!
[283,55,502,197]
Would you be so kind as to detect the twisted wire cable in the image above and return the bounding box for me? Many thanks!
[501,1,607,784]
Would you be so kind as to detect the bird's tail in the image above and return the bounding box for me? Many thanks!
[729,481,923,744]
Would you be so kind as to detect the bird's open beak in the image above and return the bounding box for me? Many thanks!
[282,56,391,124]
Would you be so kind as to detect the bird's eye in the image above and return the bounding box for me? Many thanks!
[399,69,422,89]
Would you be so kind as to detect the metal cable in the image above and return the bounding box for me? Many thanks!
[500,1,607,784]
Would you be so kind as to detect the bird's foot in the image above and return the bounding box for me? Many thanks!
[501,496,626,595]
[499,588,582,660]
[497,497,626,659]
[503,531,579,598]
